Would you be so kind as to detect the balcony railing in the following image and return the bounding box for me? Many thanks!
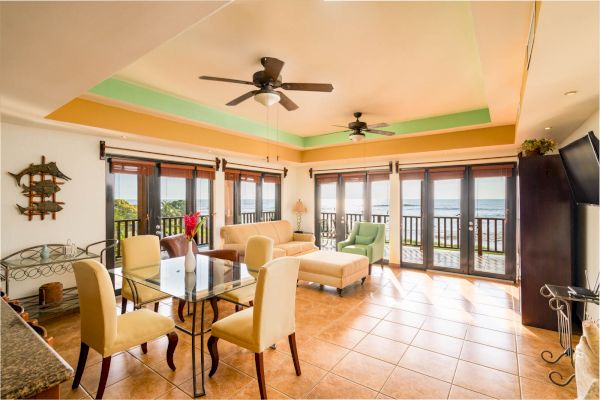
[319,212,390,248]
[113,215,211,258]
[239,211,277,224]
[401,215,505,254]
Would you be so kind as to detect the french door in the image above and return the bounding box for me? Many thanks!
[106,158,215,260]
[314,171,390,258]
[400,164,516,280]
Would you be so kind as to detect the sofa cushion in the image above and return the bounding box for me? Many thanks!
[355,235,374,245]
[273,221,293,243]
[276,241,316,256]
[272,247,286,259]
[341,244,368,256]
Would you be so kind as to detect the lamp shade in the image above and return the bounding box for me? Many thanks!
[292,199,307,213]
[254,91,280,107]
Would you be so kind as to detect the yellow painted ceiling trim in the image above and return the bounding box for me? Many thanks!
[301,125,516,163]
[47,97,515,164]
[47,97,302,163]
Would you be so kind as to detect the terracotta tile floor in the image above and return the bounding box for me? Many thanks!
[45,265,578,399]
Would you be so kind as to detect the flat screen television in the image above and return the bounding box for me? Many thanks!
[559,131,599,205]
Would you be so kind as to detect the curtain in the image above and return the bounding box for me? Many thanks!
[109,158,154,176]
[160,163,195,179]
[472,164,514,178]
[399,169,425,181]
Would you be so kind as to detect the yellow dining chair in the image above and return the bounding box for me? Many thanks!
[121,235,170,314]
[210,235,273,322]
[71,259,178,399]
[207,257,301,399]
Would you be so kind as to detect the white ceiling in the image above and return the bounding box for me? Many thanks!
[0,1,229,120]
[517,1,599,143]
[116,0,531,136]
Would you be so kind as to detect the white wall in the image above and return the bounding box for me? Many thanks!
[1,121,302,297]
[559,110,599,321]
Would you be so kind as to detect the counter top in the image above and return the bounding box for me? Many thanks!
[1,300,73,399]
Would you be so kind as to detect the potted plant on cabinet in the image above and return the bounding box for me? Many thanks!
[521,138,556,157]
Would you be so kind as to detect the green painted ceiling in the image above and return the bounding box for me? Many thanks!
[88,77,491,148]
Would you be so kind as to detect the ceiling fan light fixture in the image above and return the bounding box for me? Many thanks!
[254,91,280,107]
[349,132,365,142]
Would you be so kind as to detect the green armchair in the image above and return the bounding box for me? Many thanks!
[337,222,385,274]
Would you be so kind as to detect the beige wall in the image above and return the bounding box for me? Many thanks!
[0,121,301,297]
[559,110,599,321]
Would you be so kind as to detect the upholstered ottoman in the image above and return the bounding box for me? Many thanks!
[297,251,369,295]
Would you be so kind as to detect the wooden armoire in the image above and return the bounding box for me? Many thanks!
[519,154,575,330]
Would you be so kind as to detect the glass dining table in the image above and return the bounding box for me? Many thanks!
[109,255,256,397]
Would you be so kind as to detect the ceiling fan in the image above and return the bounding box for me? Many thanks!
[199,57,333,111]
[335,112,394,142]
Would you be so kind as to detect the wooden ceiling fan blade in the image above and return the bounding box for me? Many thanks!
[367,122,389,128]
[199,76,255,85]
[226,90,258,106]
[365,129,395,136]
[332,124,350,129]
[276,91,299,111]
[281,82,334,92]
[261,57,285,81]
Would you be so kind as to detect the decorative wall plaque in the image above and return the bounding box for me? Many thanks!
[8,156,70,220]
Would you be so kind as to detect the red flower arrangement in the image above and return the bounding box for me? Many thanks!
[184,212,205,241]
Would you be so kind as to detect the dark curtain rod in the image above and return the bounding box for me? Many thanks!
[222,159,288,178]
[309,162,393,178]
[99,141,220,169]
[394,154,517,172]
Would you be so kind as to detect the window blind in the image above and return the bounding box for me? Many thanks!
[109,158,154,176]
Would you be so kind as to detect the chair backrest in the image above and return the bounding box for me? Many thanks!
[252,257,300,352]
[197,249,238,263]
[244,235,273,271]
[123,235,161,270]
[160,234,199,258]
[72,259,117,355]
[354,222,385,244]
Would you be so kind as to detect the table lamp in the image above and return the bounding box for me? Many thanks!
[292,199,307,232]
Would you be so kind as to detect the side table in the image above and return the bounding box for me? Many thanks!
[539,284,599,386]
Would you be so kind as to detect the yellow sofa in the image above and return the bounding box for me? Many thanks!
[220,220,317,258]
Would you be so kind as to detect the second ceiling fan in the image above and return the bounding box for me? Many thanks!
[199,57,333,111]
[335,112,394,142]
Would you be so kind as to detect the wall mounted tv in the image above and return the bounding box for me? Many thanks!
[559,131,599,205]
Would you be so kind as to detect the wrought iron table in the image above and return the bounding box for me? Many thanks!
[1,244,101,320]
[539,284,599,386]
[109,255,255,398]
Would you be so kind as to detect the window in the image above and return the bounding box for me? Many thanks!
[224,169,281,224]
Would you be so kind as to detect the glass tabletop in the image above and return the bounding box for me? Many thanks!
[1,245,99,269]
[109,255,256,303]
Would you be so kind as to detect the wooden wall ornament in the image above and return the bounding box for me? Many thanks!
[8,156,70,220]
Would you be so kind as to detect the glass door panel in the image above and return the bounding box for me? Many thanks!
[401,179,424,266]
[114,173,143,258]
[195,178,211,247]
[343,176,365,238]
[370,178,390,260]
[160,176,187,236]
[240,180,257,224]
[316,178,337,250]
[262,180,276,222]
[432,179,462,270]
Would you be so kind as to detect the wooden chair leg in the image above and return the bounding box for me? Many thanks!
[141,342,148,354]
[71,342,89,389]
[207,336,219,377]
[337,288,343,297]
[154,302,159,312]
[361,277,366,285]
[235,304,242,312]
[288,333,302,376]
[121,298,127,314]
[249,300,254,307]
[96,356,111,400]
[177,300,186,322]
[368,263,372,275]
[166,331,178,371]
[255,352,267,399]
[210,298,219,323]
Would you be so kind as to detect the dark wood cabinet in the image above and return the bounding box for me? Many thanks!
[519,155,575,330]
